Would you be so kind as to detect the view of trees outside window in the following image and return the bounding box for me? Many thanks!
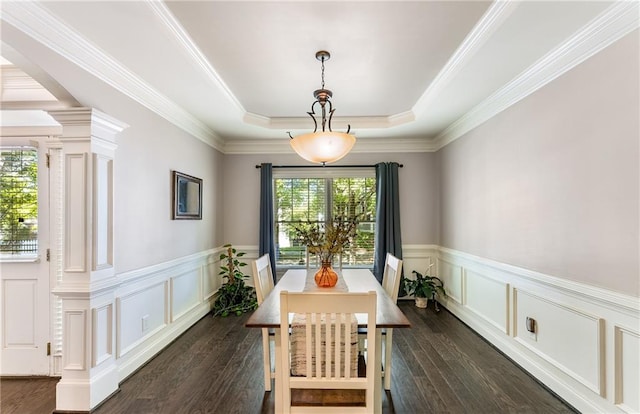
[0,147,39,256]
[274,177,376,267]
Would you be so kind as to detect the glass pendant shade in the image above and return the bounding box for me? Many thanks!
[288,51,355,164]
[290,131,356,164]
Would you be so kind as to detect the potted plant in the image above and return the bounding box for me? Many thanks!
[405,267,446,311]
[212,244,257,317]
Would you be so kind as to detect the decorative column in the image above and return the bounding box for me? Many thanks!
[47,108,127,412]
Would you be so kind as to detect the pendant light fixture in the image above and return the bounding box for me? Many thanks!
[289,51,356,165]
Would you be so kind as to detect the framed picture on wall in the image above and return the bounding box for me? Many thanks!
[172,171,202,220]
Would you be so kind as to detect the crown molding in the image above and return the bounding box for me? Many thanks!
[413,1,517,114]
[0,101,72,111]
[1,65,46,89]
[223,138,292,155]
[145,1,245,115]
[0,125,62,136]
[243,111,416,131]
[432,1,640,151]
[223,135,437,155]
[0,1,224,152]
[1,64,62,105]
[48,107,128,133]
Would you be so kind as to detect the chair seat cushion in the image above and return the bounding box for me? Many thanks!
[290,313,358,377]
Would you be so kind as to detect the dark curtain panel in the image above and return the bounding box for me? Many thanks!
[373,162,404,291]
[259,163,277,282]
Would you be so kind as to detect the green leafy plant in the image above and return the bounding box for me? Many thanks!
[212,244,257,317]
[406,268,446,311]
[291,201,367,264]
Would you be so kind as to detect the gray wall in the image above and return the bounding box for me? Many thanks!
[115,109,224,272]
[221,151,439,247]
[2,26,225,275]
[438,30,639,295]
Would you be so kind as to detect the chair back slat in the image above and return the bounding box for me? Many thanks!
[280,291,377,412]
[382,253,403,302]
[252,254,274,304]
[252,254,276,392]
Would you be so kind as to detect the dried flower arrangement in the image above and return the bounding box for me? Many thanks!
[291,208,361,265]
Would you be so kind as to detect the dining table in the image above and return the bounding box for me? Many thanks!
[245,268,411,414]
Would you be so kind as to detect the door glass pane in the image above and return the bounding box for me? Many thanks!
[0,147,38,256]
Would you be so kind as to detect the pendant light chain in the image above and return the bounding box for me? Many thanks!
[320,55,327,131]
[320,55,325,90]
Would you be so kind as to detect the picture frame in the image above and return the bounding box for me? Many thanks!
[172,171,202,220]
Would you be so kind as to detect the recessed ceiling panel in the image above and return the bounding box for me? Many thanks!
[419,0,616,132]
[166,1,491,118]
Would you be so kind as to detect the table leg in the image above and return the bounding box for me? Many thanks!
[375,328,382,414]
[274,327,283,413]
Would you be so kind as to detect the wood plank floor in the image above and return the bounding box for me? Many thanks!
[1,303,577,414]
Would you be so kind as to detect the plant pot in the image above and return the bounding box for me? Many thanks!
[414,297,428,308]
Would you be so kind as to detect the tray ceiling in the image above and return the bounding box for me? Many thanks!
[1,1,637,153]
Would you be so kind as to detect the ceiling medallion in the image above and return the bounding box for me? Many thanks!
[288,51,356,165]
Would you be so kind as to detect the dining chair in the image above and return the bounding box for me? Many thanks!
[380,253,402,390]
[252,253,275,392]
[358,252,402,390]
[279,290,377,413]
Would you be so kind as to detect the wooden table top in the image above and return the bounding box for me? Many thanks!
[245,268,411,329]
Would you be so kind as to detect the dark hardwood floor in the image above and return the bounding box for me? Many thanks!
[1,302,577,414]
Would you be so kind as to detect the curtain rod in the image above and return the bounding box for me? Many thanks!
[255,164,403,169]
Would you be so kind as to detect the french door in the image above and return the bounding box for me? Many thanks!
[0,137,51,375]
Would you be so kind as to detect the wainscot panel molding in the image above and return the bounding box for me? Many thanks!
[614,325,640,413]
[170,268,202,322]
[435,246,640,414]
[437,257,464,305]
[92,304,113,367]
[113,245,235,382]
[116,280,167,359]
[464,269,510,334]
[399,244,439,286]
[513,289,605,396]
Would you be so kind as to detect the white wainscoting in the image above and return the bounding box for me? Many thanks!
[615,325,640,413]
[413,245,640,414]
[92,303,113,367]
[401,245,439,287]
[170,268,201,322]
[465,269,509,334]
[94,243,638,413]
[108,245,256,382]
[514,289,605,396]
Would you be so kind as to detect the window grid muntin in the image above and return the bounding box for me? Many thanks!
[274,176,375,267]
[0,147,38,256]
[332,177,376,266]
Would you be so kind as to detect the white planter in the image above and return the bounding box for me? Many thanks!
[415,297,428,308]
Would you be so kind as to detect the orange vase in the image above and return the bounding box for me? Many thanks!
[314,260,338,287]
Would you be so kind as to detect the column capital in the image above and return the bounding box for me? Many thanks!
[48,108,128,146]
